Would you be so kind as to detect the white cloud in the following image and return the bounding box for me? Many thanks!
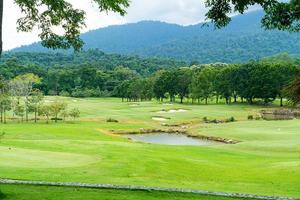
[2,0,259,51]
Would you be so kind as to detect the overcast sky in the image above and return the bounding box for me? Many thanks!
[3,0,259,51]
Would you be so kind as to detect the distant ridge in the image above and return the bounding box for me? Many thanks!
[10,10,300,63]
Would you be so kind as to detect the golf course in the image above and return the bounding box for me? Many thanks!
[0,97,299,199]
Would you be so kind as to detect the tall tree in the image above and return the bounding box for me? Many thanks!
[0,0,130,54]
[11,73,41,121]
[284,77,300,106]
[205,0,300,31]
[176,68,192,104]
[190,66,216,104]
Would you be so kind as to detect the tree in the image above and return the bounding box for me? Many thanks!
[38,105,51,123]
[190,66,216,104]
[50,100,67,123]
[153,71,167,101]
[0,77,11,123]
[69,108,80,121]
[0,0,130,54]
[14,104,25,122]
[11,74,41,122]
[215,66,234,104]
[284,77,300,106]
[176,68,192,104]
[205,0,300,32]
[28,90,44,123]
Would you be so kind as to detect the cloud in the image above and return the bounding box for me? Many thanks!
[124,0,207,25]
[2,0,259,50]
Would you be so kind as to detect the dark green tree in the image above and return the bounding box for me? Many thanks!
[205,0,300,31]
[284,77,300,106]
[176,68,192,103]
[0,0,130,54]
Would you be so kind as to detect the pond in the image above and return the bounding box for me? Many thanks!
[123,133,218,146]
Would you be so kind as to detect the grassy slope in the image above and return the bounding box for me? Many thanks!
[0,184,255,200]
[0,97,299,198]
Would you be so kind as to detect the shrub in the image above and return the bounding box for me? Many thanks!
[0,189,5,199]
[71,88,112,98]
[211,119,218,123]
[255,116,261,120]
[48,90,58,96]
[203,117,208,122]
[248,115,254,120]
[51,117,63,121]
[59,91,70,97]
[107,118,119,123]
[226,117,236,123]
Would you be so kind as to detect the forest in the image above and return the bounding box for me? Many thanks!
[0,51,299,106]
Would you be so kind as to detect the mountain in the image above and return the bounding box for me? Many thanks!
[11,10,300,63]
[0,50,186,76]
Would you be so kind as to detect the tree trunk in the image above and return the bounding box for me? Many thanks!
[280,97,283,107]
[0,0,3,55]
[180,96,183,104]
[205,98,208,105]
[216,96,219,104]
[0,107,3,123]
[34,110,37,123]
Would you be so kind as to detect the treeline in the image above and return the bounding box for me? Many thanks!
[116,62,299,105]
[0,51,299,105]
[0,74,80,123]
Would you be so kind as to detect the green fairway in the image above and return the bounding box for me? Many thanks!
[0,184,256,200]
[0,97,299,198]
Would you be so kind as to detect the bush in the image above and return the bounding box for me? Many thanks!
[226,117,236,123]
[255,116,261,120]
[59,91,70,97]
[71,88,111,98]
[203,117,208,122]
[0,189,5,199]
[211,119,218,123]
[248,115,254,120]
[106,118,119,123]
[48,90,58,96]
[51,117,63,121]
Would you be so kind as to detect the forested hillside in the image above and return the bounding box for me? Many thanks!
[11,10,300,63]
[0,50,186,75]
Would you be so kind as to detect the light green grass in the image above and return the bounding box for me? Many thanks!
[0,97,299,198]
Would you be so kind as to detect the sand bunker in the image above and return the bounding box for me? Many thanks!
[162,103,173,106]
[129,104,140,107]
[152,117,170,121]
[157,109,187,114]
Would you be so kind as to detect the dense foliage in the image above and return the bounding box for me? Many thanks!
[0,0,130,54]
[205,0,300,31]
[1,50,185,76]
[12,11,300,63]
[0,50,300,103]
[1,50,299,106]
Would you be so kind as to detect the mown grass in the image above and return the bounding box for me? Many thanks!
[0,97,299,198]
[0,184,256,200]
